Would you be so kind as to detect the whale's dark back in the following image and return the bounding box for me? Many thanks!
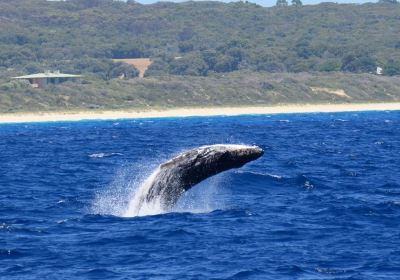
[144,145,264,209]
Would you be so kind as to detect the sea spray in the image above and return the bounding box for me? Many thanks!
[123,167,226,217]
[123,167,165,217]
[90,162,157,217]
[174,174,227,214]
[91,162,225,217]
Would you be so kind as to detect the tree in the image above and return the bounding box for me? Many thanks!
[251,50,284,72]
[341,53,377,72]
[276,0,289,6]
[214,55,238,72]
[24,63,44,74]
[1,0,400,79]
[178,41,194,53]
[109,63,139,79]
[169,53,208,76]
[385,60,400,76]
[201,50,218,70]
[292,0,303,6]
[379,0,398,4]
[318,59,341,72]
[110,41,147,59]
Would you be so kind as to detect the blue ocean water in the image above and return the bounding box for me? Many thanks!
[1,111,400,279]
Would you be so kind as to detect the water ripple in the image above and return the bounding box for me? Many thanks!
[1,112,400,279]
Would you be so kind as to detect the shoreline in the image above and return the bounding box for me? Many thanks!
[0,103,400,124]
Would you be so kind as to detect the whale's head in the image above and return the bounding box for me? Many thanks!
[160,144,264,189]
[199,144,264,170]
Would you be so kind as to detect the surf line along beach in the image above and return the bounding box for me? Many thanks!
[1,103,400,124]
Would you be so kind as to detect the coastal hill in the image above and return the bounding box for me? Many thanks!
[2,72,400,113]
[0,0,400,113]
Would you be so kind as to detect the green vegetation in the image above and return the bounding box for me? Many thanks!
[276,0,289,7]
[1,72,400,113]
[0,0,400,113]
[0,0,400,78]
[291,0,303,7]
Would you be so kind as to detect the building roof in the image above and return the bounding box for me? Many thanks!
[12,71,82,79]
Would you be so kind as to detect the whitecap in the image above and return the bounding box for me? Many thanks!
[334,119,349,122]
[88,152,123,158]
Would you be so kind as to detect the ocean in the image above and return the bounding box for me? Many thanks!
[1,111,400,279]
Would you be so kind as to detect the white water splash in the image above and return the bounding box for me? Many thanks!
[91,163,225,218]
[174,174,227,214]
[123,167,165,217]
[90,163,154,217]
[88,152,123,158]
[91,144,254,217]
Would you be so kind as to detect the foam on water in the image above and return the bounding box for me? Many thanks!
[88,152,123,158]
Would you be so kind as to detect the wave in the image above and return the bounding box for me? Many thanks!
[233,171,317,190]
[0,249,28,260]
[0,223,12,232]
[223,268,266,279]
[88,152,123,158]
[82,268,119,278]
[375,183,400,195]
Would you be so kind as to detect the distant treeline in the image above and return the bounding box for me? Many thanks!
[0,0,400,79]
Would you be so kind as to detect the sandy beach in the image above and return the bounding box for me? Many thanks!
[0,103,400,124]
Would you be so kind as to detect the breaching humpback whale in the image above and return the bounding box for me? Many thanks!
[133,144,263,213]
